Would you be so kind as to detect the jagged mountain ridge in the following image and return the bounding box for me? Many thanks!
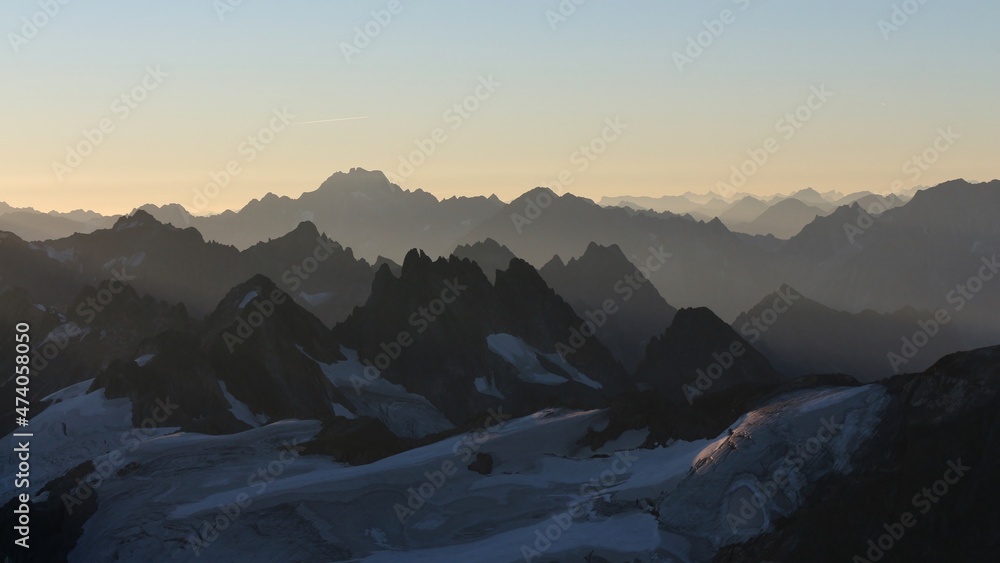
[635,307,785,405]
[733,285,967,382]
[539,242,677,373]
[22,210,378,325]
[335,250,632,425]
[176,168,505,259]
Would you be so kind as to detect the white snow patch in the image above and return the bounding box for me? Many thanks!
[487,333,602,389]
[64,406,712,561]
[333,403,357,419]
[656,384,892,551]
[474,376,505,399]
[167,410,602,520]
[101,251,145,271]
[44,246,76,263]
[219,381,265,427]
[488,333,567,385]
[299,291,333,306]
[366,527,391,549]
[238,291,258,310]
[304,346,453,439]
[785,385,872,415]
[42,379,94,405]
[134,353,156,367]
[1,385,175,503]
[44,382,893,562]
[128,250,146,268]
[40,323,88,347]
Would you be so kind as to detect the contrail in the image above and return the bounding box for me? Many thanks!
[295,116,369,125]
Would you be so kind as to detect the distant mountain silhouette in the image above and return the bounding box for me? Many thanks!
[599,193,731,215]
[132,203,193,228]
[166,168,505,260]
[452,238,517,282]
[3,171,999,562]
[778,179,1000,346]
[0,212,97,241]
[1,175,997,364]
[0,204,116,240]
[31,211,376,325]
[539,242,677,372]
[597,188,904,238]
[460,187,778,320]
[734,286,966,381]
[718,196,769,225]
[44,210,245,315]
[773,187,836,211]
[731,198,830,239]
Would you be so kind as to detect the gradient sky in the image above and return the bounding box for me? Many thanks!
[2,0,998,215]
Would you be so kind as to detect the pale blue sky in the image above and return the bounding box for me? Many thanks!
[2,0,998,213]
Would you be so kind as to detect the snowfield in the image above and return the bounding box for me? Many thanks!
[487,333,603,389]
[4,383,891,562]
[311,347,454,439]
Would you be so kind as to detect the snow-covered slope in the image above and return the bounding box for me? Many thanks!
[4,382,892,562]
[313,347,454,439]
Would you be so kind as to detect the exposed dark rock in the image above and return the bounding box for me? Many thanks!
[539,242,677,372]
[468,453,494,475]
[715,346,1000,563]
[635,307,783,406]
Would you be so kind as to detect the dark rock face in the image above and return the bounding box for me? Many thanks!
[302,416,412,466]
[580,374,865,454]
[335,251,504,425]
[733,285,967,382]
[634,307,783,406]
[494,258,630,395]
[87,275,356,433]
[0,230,86,306]
[54,282,192,390]
[91,331,247,435]
[0,288,64,390]
[468,453,494,475]
[0,283,192,435]
[336,250,630,425]
[539,242,677,373]
[239,221,376,326]
[200,275,350,423]
[715,346,1000,563]
[0,461,99,563]
[46,210,242,316]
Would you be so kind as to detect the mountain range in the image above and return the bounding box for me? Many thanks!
[1,171,998,562]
